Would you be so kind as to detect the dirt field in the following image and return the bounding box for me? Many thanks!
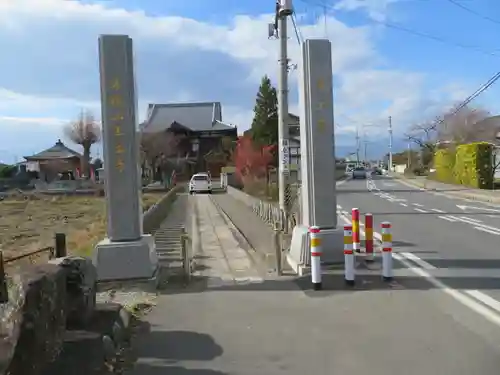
[0,192,163,262]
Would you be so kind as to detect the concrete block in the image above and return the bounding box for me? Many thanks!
[93,234,158,281]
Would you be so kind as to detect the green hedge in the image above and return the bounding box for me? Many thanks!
[434,149,456,183]
[433,142,493,189]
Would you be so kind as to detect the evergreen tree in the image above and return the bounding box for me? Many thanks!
[250,75,279,148]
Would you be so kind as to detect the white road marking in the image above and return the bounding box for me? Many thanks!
[459,216,482,223]
[452,216,500,233]
[431,208,445,213]
[457,204,500,213]
[400,203,408,207]
[438,215,457,222]
[336,204,500,328]
[414,208,428,213]
[465,290,500,314]
[413,203,424,207]
[474,226,500,236]
[399,252,436,270]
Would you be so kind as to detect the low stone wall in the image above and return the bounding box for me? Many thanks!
[0,257,97,375]
[142,184,184,234]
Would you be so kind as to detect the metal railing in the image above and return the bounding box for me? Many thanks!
[0,232,68,303]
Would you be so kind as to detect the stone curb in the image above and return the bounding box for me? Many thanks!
[396,176,500,204]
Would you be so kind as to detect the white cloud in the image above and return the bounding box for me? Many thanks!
[0,0,463,158]
[334,0,401,21]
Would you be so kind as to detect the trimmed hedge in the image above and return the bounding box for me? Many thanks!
[432,142,493,189]
[434,148,455,183]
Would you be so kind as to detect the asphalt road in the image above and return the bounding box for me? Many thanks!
[337,173,500,331]
[128,193,500,375]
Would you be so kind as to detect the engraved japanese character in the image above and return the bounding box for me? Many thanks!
[110,78,121,91]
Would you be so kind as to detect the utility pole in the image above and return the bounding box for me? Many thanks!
[388,116,393,172]
[364,138,368,163]
[355,126,360,165]
[407,141,411,168]
[275,0,292,220]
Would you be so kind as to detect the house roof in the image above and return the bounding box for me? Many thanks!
[24,139,82,161]
[140,101,235,133]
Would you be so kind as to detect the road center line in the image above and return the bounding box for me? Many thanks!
[474,226,500,236]
[438,215,456,222]
[465,290,500,314]
[459,216,482,223]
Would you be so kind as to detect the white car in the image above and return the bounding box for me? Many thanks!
[352,167,367,179]
[189,173,212,194]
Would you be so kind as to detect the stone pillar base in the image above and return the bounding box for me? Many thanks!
[93,234,158,281]
[287,225,344,275]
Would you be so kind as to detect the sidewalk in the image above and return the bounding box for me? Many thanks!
[394,174,500,203]
[210,193,278,272]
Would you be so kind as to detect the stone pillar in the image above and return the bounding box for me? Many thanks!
[288,39,343,270]
[93,35,158,281]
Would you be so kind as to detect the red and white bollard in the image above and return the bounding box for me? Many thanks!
[344,225,355,286]
[352,208,361,253]
[365,213,374,262]
[381,222,393,281]
[310,226,322,290]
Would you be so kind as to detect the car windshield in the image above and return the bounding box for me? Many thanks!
[192,175,208,181]
[354,167,365,171]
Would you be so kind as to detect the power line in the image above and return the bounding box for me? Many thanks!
[296,0,499,57]
[291,12,303,44]
[435,70,500,127]
[445,0,500,26]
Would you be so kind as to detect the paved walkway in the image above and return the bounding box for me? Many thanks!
[193,195,263,286]
[124,192,500,375]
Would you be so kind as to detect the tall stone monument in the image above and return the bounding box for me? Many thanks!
[93,35,158,281]
[287,39,343,273]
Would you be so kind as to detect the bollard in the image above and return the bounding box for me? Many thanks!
[181,227,191,283]
[309,226,322,290]
[54,232,67,258]
[273,223,282,276]
[351,208,361,253]
[0,251,8,303]
[381,222,393,281]
[343,225,355,286]
[365,213,374,262]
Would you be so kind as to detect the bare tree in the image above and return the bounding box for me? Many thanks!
[140,130,182,182]
[64,109,100,179]
[406,120,437,148]
[438,104,490,144]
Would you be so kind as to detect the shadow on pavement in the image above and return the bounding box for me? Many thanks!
[135,330,223,361]
[157,257,500,298]
[130,365,228,374]
[128,329,226,375]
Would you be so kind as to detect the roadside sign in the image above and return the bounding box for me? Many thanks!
[280,138,290,174]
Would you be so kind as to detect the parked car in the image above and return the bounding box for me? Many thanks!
[189,173,212,194]
[372,167,383,175]
[352,167,367,179]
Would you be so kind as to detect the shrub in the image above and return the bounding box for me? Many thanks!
[453,143,493,189]
[433,149,456,183]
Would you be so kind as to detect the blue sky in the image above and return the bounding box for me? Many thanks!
[1,0,500,162]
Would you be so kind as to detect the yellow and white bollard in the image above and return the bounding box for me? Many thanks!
[310,226,322,290]
[381,222,393,282]
[343,225,355,286]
